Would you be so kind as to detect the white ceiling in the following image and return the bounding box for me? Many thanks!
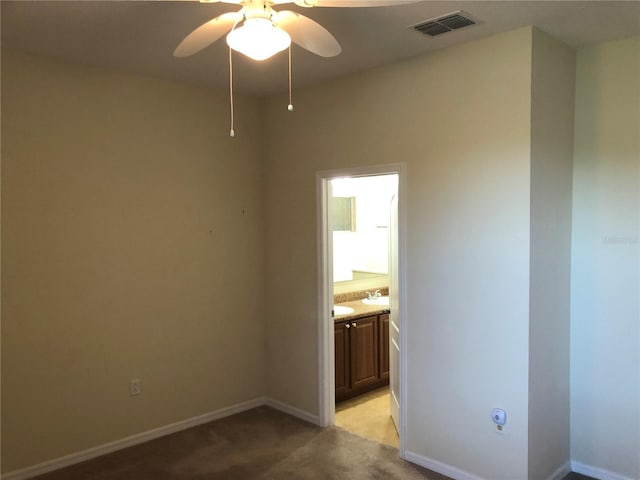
[2,1,639,96]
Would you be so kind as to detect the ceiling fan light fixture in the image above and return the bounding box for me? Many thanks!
[226,18,291,61]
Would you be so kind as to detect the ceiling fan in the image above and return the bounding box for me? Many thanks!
[174,0,417,136]
[175,0,418,61]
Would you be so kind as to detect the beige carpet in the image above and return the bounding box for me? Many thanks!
[335,387,399,448]
[33,406,445,480]
[31,405,595,480]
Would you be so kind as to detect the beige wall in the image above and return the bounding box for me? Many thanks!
[263,27,535,479]
[528,29,575,479]
[1,50,266,473]
[3,27,634,480]
[571,36,640,479]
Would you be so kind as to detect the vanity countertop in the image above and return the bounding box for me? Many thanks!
[333,299,390,322]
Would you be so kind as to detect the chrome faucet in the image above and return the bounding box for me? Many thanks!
[366,290,382,300]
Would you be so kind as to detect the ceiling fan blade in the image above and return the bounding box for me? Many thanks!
[274,11,341,57]
[295,0,417,6]
[174,11,242,58]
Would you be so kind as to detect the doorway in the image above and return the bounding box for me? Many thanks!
[317,164,406,456]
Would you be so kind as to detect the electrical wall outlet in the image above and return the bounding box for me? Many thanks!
[491,408,506,434]
[130,378,141,396]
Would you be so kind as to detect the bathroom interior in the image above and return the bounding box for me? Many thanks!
[330,173,399,448]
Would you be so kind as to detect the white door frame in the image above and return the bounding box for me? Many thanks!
[316,163,408,457]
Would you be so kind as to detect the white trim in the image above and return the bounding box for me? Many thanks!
[404,450,486,480]
[405,450,573,480]
[395,163,408,457]
[316,172,334,428]
[264,397,321,426]
[316,163,407,457]
[2,397,266,480]
[571,461,638,480]
[546,461,572,480]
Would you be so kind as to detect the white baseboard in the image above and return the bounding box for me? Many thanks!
[571,461,638,480]
[8,402,630,480]
[264,397,321,426]
[404,451,573,480]
[547,461,572,480]
[404,450,486,480]
[1,397,267,480]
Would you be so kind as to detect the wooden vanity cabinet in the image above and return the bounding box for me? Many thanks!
[335,313,389,402]
[379,313,390,380]
[350,316,379,390]
[334,321,351,399]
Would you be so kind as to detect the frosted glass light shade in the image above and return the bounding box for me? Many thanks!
[226,18,291,61]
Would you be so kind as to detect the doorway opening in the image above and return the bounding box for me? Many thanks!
[317,164,405,456]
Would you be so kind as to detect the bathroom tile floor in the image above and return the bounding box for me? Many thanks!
[335,387,399,448]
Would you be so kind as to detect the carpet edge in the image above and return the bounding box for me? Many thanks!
[1,397,267,480]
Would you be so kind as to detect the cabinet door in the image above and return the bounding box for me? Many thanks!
[334,322,351,399]
[350,316,379,389]
[379,313,390,380]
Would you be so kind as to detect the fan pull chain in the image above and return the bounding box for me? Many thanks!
[287,45,293,112]
[229,47,235,137]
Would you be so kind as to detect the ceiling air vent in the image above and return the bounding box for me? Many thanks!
[412,11,477,37]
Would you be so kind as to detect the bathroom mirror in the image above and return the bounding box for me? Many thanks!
[331,174,397,287]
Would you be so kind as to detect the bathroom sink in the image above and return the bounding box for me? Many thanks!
[362,296,390,306]
[333,305,354,315]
